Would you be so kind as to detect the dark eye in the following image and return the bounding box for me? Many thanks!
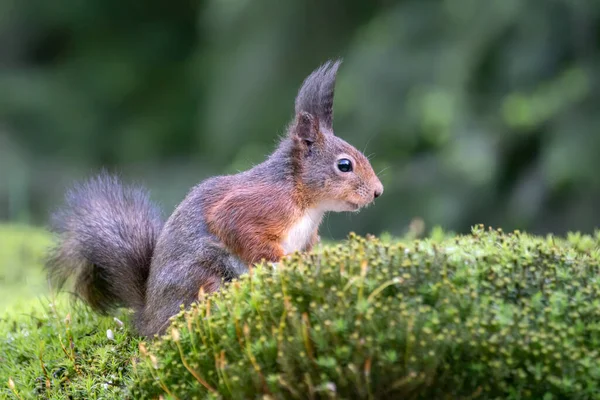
[337,158,353,173]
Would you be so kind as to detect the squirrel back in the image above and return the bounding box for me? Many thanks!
[47,60,383,336]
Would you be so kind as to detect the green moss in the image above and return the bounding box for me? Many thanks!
[3,225,600,399]
[1,297,139,399]
[0,225,140,399]
[131,226,600,399]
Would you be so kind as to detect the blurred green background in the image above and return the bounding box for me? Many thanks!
[1,0,599,239]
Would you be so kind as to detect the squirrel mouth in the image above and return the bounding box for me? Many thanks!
[347,202,360,211]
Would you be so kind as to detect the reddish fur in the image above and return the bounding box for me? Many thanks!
[205,183,304,264]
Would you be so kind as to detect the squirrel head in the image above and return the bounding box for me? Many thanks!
[288,60,383,212]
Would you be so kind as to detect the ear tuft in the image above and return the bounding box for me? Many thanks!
[294,59,342,132]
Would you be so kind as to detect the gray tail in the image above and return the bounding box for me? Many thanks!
[46,171,163,313]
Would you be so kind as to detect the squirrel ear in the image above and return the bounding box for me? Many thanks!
[292,111,320,144]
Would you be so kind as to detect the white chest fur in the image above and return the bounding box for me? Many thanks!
[281,208,324,254]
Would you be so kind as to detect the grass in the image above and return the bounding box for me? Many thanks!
[1,224,600,399]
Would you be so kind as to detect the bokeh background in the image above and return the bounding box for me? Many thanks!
[1,0,599,240]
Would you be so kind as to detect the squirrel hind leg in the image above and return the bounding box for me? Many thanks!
[135,240,239,337]
[134,273,221,337]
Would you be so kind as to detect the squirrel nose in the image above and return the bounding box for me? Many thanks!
[373,183,384,199]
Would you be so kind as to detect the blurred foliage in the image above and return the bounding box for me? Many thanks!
[1,0,599,238]
[0,224,50,310]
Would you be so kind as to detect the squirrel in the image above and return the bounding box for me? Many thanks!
[46,60,384,337]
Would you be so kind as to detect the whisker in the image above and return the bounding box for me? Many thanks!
[377,166,390,176]
[362,134,375,155]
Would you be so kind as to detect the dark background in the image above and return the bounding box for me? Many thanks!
[1,0,599,239]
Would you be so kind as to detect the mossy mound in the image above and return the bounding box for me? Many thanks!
[131,227,600,399]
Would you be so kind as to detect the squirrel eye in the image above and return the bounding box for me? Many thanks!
[337,158,353,173]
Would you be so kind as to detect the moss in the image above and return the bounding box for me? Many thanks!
[3,225,600,399]
[131,226,600,399]
[0,225,139,400]
[1,297,139,400]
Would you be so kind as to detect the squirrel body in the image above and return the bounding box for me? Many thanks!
[47,60,383,336]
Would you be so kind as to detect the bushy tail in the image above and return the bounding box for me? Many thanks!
[46,172,163,313]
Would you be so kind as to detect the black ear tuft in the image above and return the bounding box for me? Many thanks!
[294,59,342,132]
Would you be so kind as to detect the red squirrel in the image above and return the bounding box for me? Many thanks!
[47,60,384,336]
